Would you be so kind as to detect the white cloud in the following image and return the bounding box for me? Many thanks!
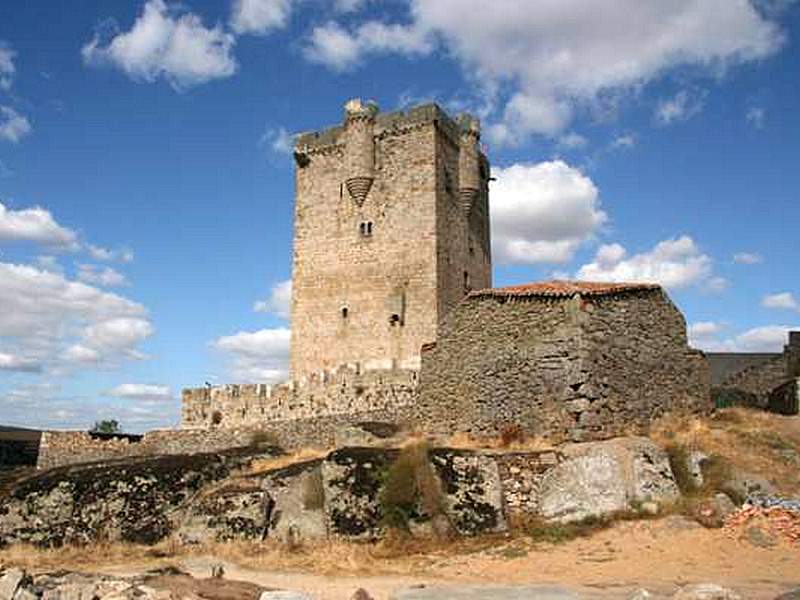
[260,126,293,156]
[0,261,152,373]
[688,320,725,348]
[211,327,290,383]
[491,160,606,264]
[0,43,16,91]
[319,1,783,142]
[82,0,237,90]
[694,324,797,352]
[610,133,637,150]
[746,106,766,129]
[304,20,433,71]
[733,251,763,264]
[231,0,291,35]
[334,0,367,12]
[253,279,292,318]
[655,89,706,126]
[109,383,172,401]
[762,292,800,312]
[577,236,719,290]
[88,244,135,263]
[0,201,79,249]
[77,264,128,287]
[0,106,32,143]
[557,132,588,150]
[0,352,42,373]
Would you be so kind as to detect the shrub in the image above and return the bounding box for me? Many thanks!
[379,441,446,531]
[302,468,325,510]
[665,443,697,495]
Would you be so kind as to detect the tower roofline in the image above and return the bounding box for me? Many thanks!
[295,102,480,152]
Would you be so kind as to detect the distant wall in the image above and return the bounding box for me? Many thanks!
[181,366,418,429]
[37,428,257,470]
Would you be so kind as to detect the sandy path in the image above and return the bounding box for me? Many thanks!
[162,517,798,599]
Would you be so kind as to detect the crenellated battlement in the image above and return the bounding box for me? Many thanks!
[181,364,419,429]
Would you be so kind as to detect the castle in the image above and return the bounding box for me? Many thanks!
[179,99,716,445]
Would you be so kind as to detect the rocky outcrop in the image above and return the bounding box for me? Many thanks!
[1,437,689,546]
[538,437,679,523]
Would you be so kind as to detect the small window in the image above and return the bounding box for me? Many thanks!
[464,270,471,291]
[389,313,402,326]
[359,221,373,237]
[341,307,349,319]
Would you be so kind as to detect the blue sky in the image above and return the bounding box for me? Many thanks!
[1,0,799,431]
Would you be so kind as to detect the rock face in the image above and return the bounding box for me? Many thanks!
[1,437,686,545]
[538,437,679,523]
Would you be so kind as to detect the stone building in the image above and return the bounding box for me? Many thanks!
[414,281,711,442]
[706,331,800,412]
[290,100,491,378]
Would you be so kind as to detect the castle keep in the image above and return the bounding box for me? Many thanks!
[290,100,491,377]
[177,99,716,448]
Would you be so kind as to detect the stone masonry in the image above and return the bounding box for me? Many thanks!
[414,281,711,442]
[290,100,491,378]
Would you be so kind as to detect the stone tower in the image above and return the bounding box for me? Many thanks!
[289,100,491,378]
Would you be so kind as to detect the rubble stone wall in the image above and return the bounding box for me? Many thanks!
[416,288,711,442]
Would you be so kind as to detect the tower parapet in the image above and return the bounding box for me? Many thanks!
[457,114,481,215]
[344,98,378,206]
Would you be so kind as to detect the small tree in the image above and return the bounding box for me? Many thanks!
[91,419,120,434]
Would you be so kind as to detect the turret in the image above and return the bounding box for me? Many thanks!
[344,98,378,206]
[457,114,481,215]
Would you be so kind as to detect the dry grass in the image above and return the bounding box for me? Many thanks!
[651,408,800,495]
[442,431,556,453]
[246,448,330,476]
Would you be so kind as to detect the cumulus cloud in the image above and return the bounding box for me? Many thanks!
[0,201,79,250]
[82,0,237,90]
[109,383,172,401]
[0,261,153,373]
[692,324,797,352]
[304,21,433,71]
[231,0,291,35]
[77,264,128,287]
[576,236,721,290]
[733,251,763,264]
[762,292,800,312]
[491,160,607,264]
[253,279,291,318]
[655,89,707,126]
[0,43,15,91]
[211,327,290,383]
[0,106,32,143]
[88,244,135,263]
[308,1,784,142]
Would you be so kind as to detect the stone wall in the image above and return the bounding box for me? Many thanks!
[290,101,490,380]
[36,428,259,470]
[706,330,800,407]
[181,365,418,429]
[415,282,711,443]
[714,356,788,407]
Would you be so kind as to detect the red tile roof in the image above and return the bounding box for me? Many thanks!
[468,280,661,299]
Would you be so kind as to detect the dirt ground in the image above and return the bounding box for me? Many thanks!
[4,515,796,600]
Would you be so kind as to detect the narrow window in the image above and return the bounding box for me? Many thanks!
[464,270,471,291]
[341,307,349,319]
[359,221,373,237]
